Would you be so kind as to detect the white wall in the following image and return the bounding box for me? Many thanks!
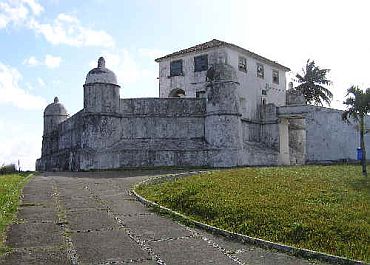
[305,106,370,162]
[157,46,288,121]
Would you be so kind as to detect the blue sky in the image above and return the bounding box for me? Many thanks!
[0,0,369,170]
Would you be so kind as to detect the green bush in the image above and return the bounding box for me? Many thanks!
[0,164,16,175]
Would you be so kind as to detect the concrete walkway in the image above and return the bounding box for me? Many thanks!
[1,171,328,265]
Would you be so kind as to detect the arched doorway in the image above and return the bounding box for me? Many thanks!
[168,88,186,98]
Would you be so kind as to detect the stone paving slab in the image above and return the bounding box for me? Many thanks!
[62,197,104,210]
[119,214,195,241]
[6,223,64,248]
[97,190,134,200]
[17,205,57,223]
[149,237,238,265]
[108,199,151,216]
[71,229,151,264]
[66,209,118,231]
[0,248,71,265]
[58,188,91,198]
[21,193,54,205]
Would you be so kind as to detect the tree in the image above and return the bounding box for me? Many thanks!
[294,59,333,106]
[342,86,370,176]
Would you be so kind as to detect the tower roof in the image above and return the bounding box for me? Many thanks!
[155,39,290,71]
[44,97,68,116]
[85,57,117,85]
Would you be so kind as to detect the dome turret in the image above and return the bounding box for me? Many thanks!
[85,57,117,85]
[44,97,68,116]
[43,97,69,135]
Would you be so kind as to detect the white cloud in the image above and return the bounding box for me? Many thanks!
[0,1,114,48]
[23,55,39,66]
[0,61,47,110]
[28,13,115,48]
[24,54,62,68]
[0,0,43,29]
[0,1,29,28]
[44,54,61,68]
[22,0,44,16]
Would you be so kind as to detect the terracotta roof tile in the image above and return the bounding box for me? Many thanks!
[155,39,290,71]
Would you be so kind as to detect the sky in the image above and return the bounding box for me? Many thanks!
[0,0,369,170]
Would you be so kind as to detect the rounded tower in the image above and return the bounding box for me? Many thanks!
[84,57,120,113]
[205,62,243,167]
[43,97,69,135]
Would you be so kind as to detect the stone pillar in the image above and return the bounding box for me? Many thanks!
[289,118,306,165]
[279,118,290,165]
[205,63,243,167]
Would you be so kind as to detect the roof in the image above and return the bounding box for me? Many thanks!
[155,39,290,71]
[85,57,117,85]
[44,97,68,116]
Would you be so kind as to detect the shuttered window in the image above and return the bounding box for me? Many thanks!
[272,70,279,84]
[257,63,264,79]
[194,54,208,72]
[170,60,183,76]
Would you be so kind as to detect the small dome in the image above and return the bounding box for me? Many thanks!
[206,63,237,83]
[44,97,68,116]
[85,57,117,85]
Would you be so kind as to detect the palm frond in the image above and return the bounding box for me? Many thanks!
[293,59,332,106]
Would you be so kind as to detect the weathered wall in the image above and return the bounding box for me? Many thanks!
[226,48,287,120]
[305,106,370,162]
[241,120,260,142]
[84,83,120,113]
[37,111,83,171]
[79,98,209,170]
[158,48,228,99]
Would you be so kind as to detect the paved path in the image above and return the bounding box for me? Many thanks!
[1,171,328,265]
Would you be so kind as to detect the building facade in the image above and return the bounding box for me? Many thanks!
[156,39,289,121]
[36,40,369,171]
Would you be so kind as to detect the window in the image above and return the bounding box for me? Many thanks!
[170,60,183,76]
[262,89,267,95]
[272,70,279,84]
[196,91,205,98]
[194,54,208,72]
[238,56,247,72]
[257,63,264,79]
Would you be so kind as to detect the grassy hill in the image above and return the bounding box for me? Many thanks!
[136,165,370,262]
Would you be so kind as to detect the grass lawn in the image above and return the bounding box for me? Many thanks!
[135,165,370,262]
[0,173,32,255]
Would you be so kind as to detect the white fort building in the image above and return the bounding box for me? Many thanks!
[36,39,369,171]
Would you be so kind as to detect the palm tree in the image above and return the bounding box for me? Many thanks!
[294,59,333,106]
[342,86,370,176]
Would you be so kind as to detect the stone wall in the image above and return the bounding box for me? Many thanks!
[37,111,83,171]
[80,98,209,170]
[305,106,370,162]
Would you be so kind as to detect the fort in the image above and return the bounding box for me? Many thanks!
[36,39,370,171]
